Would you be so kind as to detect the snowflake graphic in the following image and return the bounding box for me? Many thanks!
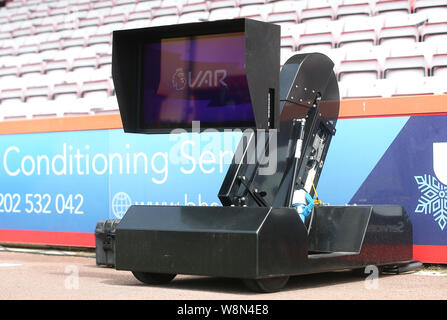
[414,174,447,231]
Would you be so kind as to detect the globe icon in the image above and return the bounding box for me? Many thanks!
[111,192,132,219]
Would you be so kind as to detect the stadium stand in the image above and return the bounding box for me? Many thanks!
[0,0,447,118]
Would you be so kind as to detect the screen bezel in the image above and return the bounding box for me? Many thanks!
[137,31,256,132]
[137,28,257,134]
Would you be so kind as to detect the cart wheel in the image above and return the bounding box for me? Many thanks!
[351,266,383,277]
[132,271,176,285]
[243,276,290,293]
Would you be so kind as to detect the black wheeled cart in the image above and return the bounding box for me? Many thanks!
[107,18,417,292]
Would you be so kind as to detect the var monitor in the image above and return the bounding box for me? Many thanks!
[112,19,280,133]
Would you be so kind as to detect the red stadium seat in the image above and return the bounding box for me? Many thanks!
[383,55,427,80]
[11,27,33,39]
[1,88,23,105]
[297,32,334,51]
[87,34,112,48]
[81,79,111,98]
[71,56,98,72]
[431,53,447,77]
[0,65,19,80]
[0,46,14,57]
[151,15,179,26]
[379,24,418,46]
[25,85,51,102]
[281,35,296,51]
[267,10,298,24]
[61,37,85,51]
[17,43,39,56]
[421,22,447,43]
[300,6,334,23]
[20,62,43,77]
[52,82,80,101]
[152,6,180,18]
[10,13,29,23]
[134,0,162,12]
[102,13,126,25]
[208,0,237,11]
[39,40,60,53]
[336,3,372,21]
[127,10,152,23]
[337,59,381,82]
[239,0,266,7]
[78,17,101,30]
[375,0,411,16]
[208,7,240,21]
[97,54,112,69]
[414,0,447,14]
[178,11,209,23]
[34,24,55,36]
[43,59,69,75]
[338,29,376,48]
[181,2,208,14]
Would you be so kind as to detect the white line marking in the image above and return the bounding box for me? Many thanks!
[0,263,21,267]
[415,271,447,277]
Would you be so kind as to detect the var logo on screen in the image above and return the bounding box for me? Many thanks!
[172,68,227,91]
[414,142,447,231]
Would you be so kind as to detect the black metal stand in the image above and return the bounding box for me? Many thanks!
[114,52,415,292]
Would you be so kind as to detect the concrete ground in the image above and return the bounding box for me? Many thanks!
[0,247,446,300]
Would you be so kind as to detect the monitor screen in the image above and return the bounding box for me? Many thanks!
[140,32,256,130]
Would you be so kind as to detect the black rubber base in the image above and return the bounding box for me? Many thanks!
[132,272,177,285]
[243,276,290,293]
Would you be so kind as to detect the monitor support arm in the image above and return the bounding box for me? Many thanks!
[218,53,340,213]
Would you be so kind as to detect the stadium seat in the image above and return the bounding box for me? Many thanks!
[414,0,447,15]
[152,5,180,18]
[375,0,411,17]
[125,10,152,28]
[34,24,55,37]
[181,2,208,14]
[338,29,376,48]
[81,79,111,98]
[110,2,135,15]
[337,58,381,82]
[44,59,69,75]
[19,62,43,78]
[39,40,60,54]
[71,56,98,72]
[178,11,209,23]
[421,22,447,43]
[300,6,334,23]
[0,88,23,106]
[336,2,372,21]
[11,27,32,39]
[52,82,79,101]
[239,3,271,20]
[267,10,298,24]
[379,24,419,46]
[297,32,334,51]
[24,85,51,102]
[17,43,39,56]
[151,15,179,26]
[134,0,162,12]
[281,35,296,51]
[208,0,237,11]
[208,7,240,21]
[86,34,112,53]
[431,53,447,77]
[383,55,427,80]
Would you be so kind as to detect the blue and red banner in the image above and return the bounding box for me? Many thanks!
[0,95,446,263]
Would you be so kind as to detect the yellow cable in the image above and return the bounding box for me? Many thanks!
[312,183,322,206]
